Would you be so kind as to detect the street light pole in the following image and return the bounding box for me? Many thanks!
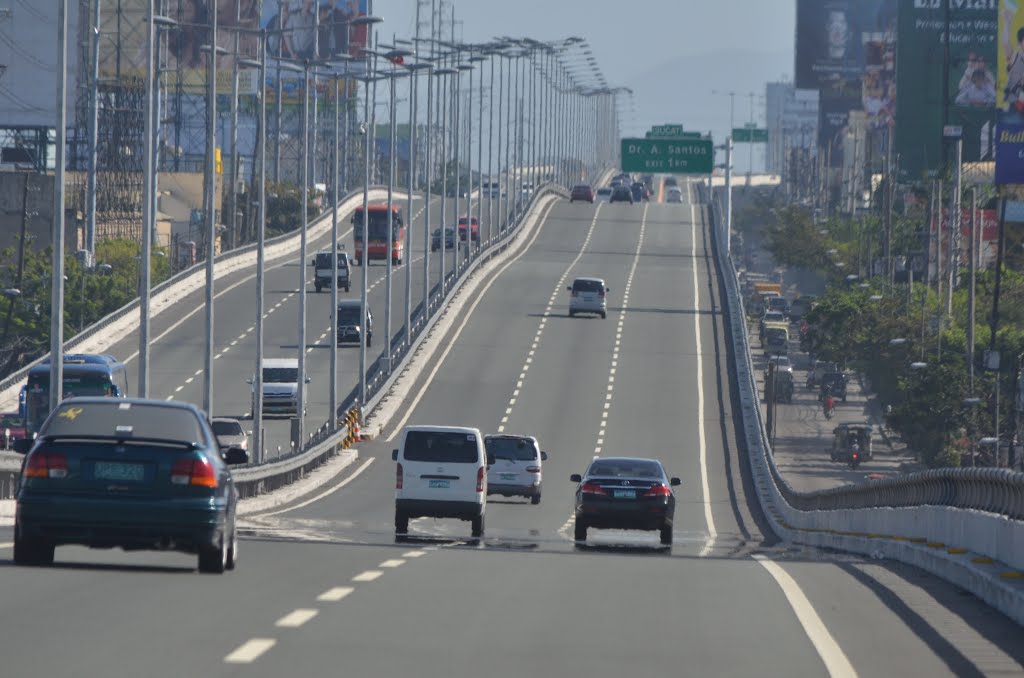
[252,42,267,463]
[202,18,221,416]
[139,0,155,398]
[297,59,311,448]
[86,0,101,256]
[50,0,68,411]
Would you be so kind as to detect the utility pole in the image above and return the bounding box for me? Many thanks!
[50,0,69,410]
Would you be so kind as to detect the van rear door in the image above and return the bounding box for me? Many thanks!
[399,429,481,502]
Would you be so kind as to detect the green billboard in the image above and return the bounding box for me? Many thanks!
[895,1,997,179]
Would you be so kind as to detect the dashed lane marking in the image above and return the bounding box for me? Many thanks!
[274,608,319,628]
[317,586,355,602]
[224,639,277,664]
[352,570,383,582]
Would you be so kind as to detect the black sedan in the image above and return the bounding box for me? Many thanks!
[571,457,680,545]
[609,185,634,204]
[13,397,248,573]
[431,227,456,252]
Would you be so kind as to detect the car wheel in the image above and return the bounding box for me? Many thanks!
[198,535,227,574]
[345,284,350,292]
[531,493,541,505]
[226,527,238,571]
[395,510,409,534]
[315,283,322,293]
[660,523,673,546]
[471,514,485,538]
[574,520,587,542]
[366,335,373,347]
[568,310,575,317]
[600,312,607,319]
[14,532,53,566]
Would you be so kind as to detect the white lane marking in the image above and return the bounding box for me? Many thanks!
[224,638,277,664]
[752,555,858,677]
[352,570,383,582]
[275,608,319,628]
[379,559,406,568]
[252,457,375,518]
[692,196,718,557]
[402,550,427,558]
[185,377,194,384]
[175,385,184,393]
[317,586,355,602]
[385,200,562,440]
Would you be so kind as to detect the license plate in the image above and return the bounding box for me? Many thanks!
[428,479,450,489]
[499,473,517,480]
[94,461,145,482]
[613,489,636,499]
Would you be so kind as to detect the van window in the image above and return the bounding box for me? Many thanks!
[572,279,604,294]
[403,430,478,463]
[263,368,297,383]
[485,437,537,461]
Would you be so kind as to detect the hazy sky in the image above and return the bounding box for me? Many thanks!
[370,0,796,171]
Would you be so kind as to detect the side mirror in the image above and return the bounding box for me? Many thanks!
[567,286,572,292]
[223,446,249,465]
[606,287,610,293]
[570,473,582,483]
[392,449,399,461]
[486,453,496,467]
[670,477,681,487]
[245,378,254,385]
[304,377,311,384]
[12,438,32,455]
[540,451,548,461]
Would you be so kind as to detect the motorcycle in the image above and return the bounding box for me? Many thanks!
[823,396,835,420]
[848,451,861,469]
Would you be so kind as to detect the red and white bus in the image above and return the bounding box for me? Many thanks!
[352,204,404,265]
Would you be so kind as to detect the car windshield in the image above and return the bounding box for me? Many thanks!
[43,401,205,443]
[263,368,297,383]
[212,420,244,436]
[315,253,336,267]
[403,430,478,463]
[764,312,784,321]
[573,279,604,293]
[485,437,537,461]
[587,459,663,479]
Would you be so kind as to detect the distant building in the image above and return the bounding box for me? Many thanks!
[765,83,819,175]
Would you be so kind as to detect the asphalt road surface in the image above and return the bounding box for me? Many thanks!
[0,183,1021,677]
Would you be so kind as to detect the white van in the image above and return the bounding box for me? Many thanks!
[393,425,492,537]
[248,358,309,418]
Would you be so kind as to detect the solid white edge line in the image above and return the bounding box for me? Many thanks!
[693,187,718,557]
[251,457,375,518]
[274,608,319,628]
[385,199,562,441]
[752,555,858,677]
[224,638,277,664]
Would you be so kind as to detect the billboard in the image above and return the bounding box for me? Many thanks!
[0,2,80,128]
[794,0,896,149]
[997,0,1024,184]
[261,1,370,103]
[895,0,998,180]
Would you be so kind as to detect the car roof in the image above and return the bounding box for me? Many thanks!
[572,276,606,284]
[262,358,298,368]
[211,417,241,423]
[404,424,482,435]
[484,433,538,443]
[337,299,364,308]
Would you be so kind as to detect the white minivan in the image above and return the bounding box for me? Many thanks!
[393,425,493,537]
[248,358,309,417]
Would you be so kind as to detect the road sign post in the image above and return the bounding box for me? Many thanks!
[620,138,713,174]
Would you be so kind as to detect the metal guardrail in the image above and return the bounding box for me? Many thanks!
[0,185,389,403]
[698,182,1024,522]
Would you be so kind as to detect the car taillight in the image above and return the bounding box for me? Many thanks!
[526,466,541,473]
[643,484,672,497]
[171,457,218,488]
[24,451,68,479]
[476,466,485,492]
[580,482,607,495]
[396,462,404,490]
[852,453,859,461]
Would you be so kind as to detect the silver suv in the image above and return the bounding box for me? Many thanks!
[568,277,609,319]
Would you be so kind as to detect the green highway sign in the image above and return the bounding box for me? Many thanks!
[732,127,769,143]
[620,137,714,174]
[646,130,704,139]
[649,124,685,138]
